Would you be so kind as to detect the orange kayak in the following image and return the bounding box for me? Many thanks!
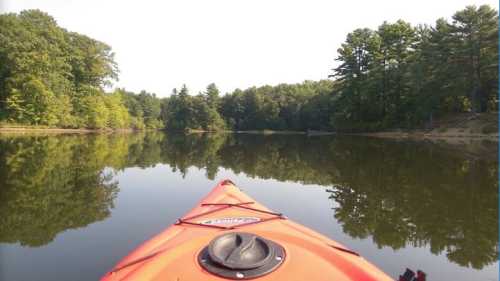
[101,180,394,281]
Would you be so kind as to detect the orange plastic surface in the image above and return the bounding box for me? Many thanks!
[101,180,394,281]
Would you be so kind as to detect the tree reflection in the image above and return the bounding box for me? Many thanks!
[0,135,114,246]
[159,133,227,179]
[0,133,162,247]
[0,132,497,269]
[326,139,498,269]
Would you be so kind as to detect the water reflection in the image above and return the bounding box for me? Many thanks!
[0,135,119,246]
[0,132,497,270]
[324,140,498,269]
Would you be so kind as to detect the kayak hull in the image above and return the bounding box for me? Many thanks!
[101,180,393,281]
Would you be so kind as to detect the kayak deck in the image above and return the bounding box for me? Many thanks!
[102,180,393,281]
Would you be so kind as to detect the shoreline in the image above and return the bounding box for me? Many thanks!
[0,127,141,134]
[348,131,498,140]
[1,126,497,140]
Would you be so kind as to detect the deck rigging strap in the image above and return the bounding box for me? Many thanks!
[175,201,286,229]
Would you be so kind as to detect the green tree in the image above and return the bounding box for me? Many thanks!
[205,83,220,109]
[162,85,226,131]
[450,5,499,112]
[0,9,135,129]
[330,5,498,131]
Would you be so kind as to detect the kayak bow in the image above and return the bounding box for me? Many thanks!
[101,180,394,281]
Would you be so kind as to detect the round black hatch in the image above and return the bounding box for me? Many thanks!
[198,232,285,279]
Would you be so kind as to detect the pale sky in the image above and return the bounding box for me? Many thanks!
[2,0,498,97]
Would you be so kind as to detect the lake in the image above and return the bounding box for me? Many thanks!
[0,132,498,281]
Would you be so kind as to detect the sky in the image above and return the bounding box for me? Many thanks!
[2,0,498,97]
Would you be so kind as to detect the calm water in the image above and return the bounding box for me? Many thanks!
[0,132,498,281]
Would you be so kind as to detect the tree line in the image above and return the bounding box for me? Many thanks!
[135,4,500,132]
[0,6,497,131]
[162,80,336,131]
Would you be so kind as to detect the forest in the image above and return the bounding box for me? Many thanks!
[0,5,497,131]
[0,10,162,129]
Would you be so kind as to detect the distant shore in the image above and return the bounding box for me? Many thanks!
[2,127,496,140]
[1,113,497,141]
[350,131,498,140]
[352,113,498,141]
[0,126,137,134]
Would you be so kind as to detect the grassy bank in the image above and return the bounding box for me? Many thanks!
[354,113,498,140]
[0,123,138,134]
